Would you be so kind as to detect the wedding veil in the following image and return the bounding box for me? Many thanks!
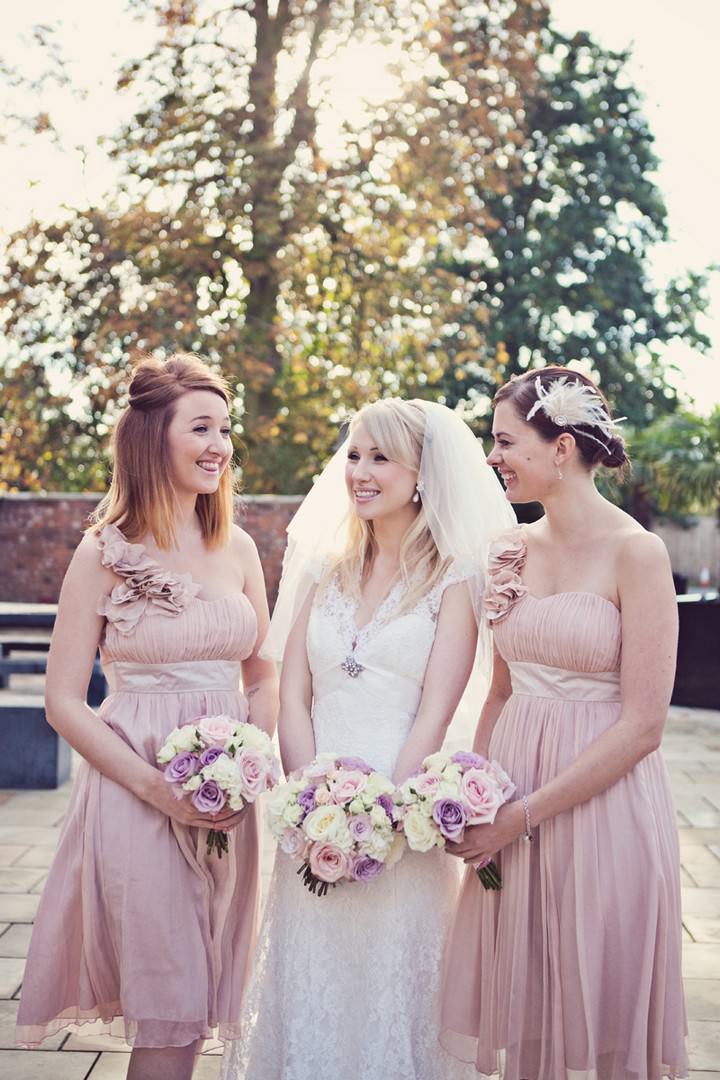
[260,400,515,666]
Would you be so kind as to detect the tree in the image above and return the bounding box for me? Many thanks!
[622,409,720,523]
[2,0,547,491]
[438,27,712,427]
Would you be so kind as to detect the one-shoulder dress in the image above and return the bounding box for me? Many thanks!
[17,524,260,1048]
[441,528,688,1080]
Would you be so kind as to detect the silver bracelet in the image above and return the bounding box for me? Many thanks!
[522,795,533,841]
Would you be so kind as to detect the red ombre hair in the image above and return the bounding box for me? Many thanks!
[92,353,237,549]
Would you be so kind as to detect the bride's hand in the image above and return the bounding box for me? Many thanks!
[446,801,525,864]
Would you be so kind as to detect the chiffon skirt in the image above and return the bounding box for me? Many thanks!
[440,693,688,1080]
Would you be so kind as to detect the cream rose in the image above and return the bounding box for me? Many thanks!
[403,809,440,852]
[303,804,347,843]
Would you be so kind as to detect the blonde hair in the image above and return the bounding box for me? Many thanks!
[92,353,237,549]
[327,398,451,614]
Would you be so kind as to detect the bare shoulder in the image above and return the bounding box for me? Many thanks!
[69,530,114,580]
[229,524,261,568]
[616,527,671,575]
[58,529,116,605]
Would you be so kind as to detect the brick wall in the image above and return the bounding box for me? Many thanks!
[0,494,302,605]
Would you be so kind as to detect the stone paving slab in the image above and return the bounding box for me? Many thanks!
[0,923,32,958]
[0,704,717,1077]
[0,1049,98,1078]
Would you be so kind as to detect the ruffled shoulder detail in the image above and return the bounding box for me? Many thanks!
[96,524,201,635]
[483,526,528,625]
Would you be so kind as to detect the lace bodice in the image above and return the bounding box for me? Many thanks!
[306,569,464,776]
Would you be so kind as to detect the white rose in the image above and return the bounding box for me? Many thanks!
[437,779,463,800]
[422,751,449,771]
[440,763,461,783]
[349,797,365,814]
[334,826,354,854]
[364,772,395,798]
[282,803,303,827]
[265,785,292,821]
[182,774,202,792]
[228,792,246,811]
[362,831,392,860]
[303,804,347,843]
[157,725,198,763]
[369,804,388,828]
[403,809,441,852]
[203,755,241,791]
[234,724,273,754]
[385,831,406,869]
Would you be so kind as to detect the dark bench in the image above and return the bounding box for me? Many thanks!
[0,655,107,705]
[0,693,72,789]
[672,593,720,709]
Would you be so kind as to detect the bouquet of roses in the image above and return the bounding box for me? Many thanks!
[394,750,516,889]
[266,754,406,896]
[157,714,279,857]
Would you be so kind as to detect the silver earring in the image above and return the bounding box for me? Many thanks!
[557,467,564,481]
[413,479,424,503]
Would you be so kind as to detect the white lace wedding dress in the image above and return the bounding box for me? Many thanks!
[221,570,477,1080]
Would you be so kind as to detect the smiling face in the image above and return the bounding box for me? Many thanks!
[487,400,563,503]
[344,422,418,522]
[166,389,233,498]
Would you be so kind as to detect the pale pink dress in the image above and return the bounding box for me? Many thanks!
[17,525,260,1048]
[440,527,688,1080]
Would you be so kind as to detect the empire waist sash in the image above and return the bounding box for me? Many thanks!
[105,660,242,695]
[508,660,621,703]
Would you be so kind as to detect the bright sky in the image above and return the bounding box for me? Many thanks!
[2,0,719,413]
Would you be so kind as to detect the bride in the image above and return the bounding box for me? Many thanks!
[221,398,513,1080]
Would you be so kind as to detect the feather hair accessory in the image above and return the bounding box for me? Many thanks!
[525,376,625,453]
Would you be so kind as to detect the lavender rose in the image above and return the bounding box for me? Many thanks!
[192,779,226,814]
[352,856,385,882]
[335,756,373,775]
[297,786,318,816]
[451,751,488,769]
[377,793,395,823]
[199,746,224,768]
[432,798,467,842]
[348,813,374,843]
[164,751,199,784]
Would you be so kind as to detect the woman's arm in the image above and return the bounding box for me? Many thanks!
[235,528,279,737]
[45,534,231,829]
[449,531,678,863]
[277,589,317,775]
[472,643,512,758]
[392,581,479,784]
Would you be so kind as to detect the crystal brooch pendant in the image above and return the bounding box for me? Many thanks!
[341,655,365,678]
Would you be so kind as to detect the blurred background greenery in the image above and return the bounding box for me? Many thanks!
[0,0,717,526]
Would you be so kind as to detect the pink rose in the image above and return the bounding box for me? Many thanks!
[236,749,270,799]
[329,769,367,805]
[315,786,331,805]
[413,771,441,797]
[197,714,236,747]
[279,827,309,860]
[461,768,504,824]
[309,842,351,883]
[488,760,516,800]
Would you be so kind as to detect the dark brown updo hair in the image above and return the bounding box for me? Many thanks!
[493,366,629,471]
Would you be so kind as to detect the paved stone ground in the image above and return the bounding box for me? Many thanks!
[0,704,718,1078]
